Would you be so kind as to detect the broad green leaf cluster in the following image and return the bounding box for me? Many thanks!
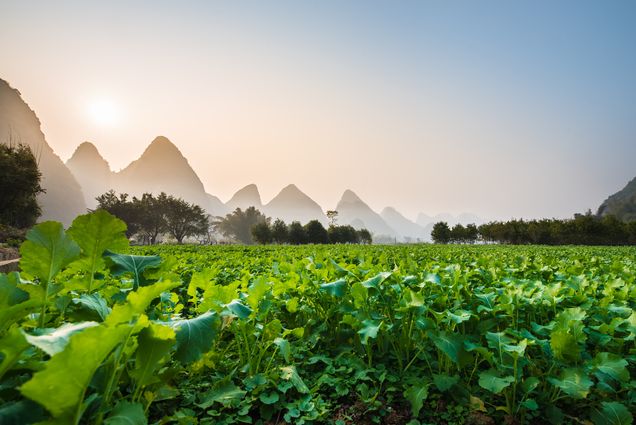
[0,211,634,424]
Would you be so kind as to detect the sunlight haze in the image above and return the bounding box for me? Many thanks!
[1,0,635,220]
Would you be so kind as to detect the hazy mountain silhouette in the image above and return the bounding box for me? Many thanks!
[66,142,113,208]
[226,183,262,211]
[68,136,227,216]
[207,193,229,217]
[264,184,327,224]
[597,176,636,222]
[115,136,209,208]
[381,207,427,242]
[336,190,396,238]
[0,78,86,224]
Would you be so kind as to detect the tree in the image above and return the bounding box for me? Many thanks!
[214,207,269,244]
[288,221,307,245]
[162,196,209,244]
[431,222,451,244]
[357,228,372,244]
[450,224,467,243]
[304,220,328,244]
[252,222,273,244]
[96,190,141,237]
[326,210,338,226]
[465,224,479,243]
[328,225,360,244]
[271,218,288,244]
[134,193,167,244]
[0,143,44,228]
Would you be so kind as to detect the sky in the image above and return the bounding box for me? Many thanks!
[1,0,635,221]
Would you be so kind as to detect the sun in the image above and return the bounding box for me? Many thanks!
[88,99,121,126]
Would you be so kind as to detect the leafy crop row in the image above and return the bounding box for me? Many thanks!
[0,211,634,424]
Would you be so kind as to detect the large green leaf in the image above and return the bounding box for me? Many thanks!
[20,323,132,420]
[550,307,587,362]
[72,293,111,322]
[478,369,514,394]
[404,383,429,417]
[259,391,279,405]
[274,337,291,363]
[358,319,382,345]
[19,281,177,421]
[547,368,593,399]
[68,210,129,292]
[361,272,391,289]
[0,327,30,379]
[105,280,179,326]
[164,311,219,364]
[433,374,459,392]
[24,321,99,356]
[590,402,633,425]
[0,272,29,306]
[104,251,162,290]
[550,329,580,362]
[246,277,270,310]
[224,299,252,319]
[104,401,147,425]
[130,322,176,388]
[0,400,46,425]
[20,221,80,284]
[0,273,41,332]
[198,380,246,409]
[319,278,347,297]
[591,352,629,383]
[430,331,471,367]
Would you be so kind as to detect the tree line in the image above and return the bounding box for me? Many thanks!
[96,191,209,244]
[95,194,373,245]
[432,213,636,245]
[214,206,372,245]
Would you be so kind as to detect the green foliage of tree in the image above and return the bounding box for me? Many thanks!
[326,210,338,226]
[478,212,635,245]
[96,191,142,238]
[251,222,273,244]
[134,193,167,245]
[304,220,328,244]
[95,191,209,244]
[271,219,288,244]
[287,221,307,245]
[163,197,209,244]
[431,222,451,244]
[0,143,44,229]
[356,228,373,244]
[214,207,268,244]
[327,225,359,244]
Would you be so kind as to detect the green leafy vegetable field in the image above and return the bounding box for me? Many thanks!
[1,211,634,424]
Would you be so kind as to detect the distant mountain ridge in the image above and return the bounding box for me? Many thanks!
[116,136,210,209]
[264,184,327,225]
[0,78,86,225]
[66,136,483,241]
[597,176,636,222]
[0,69,481,241]
[226,184,262,211]
[336,190,396,239]
[381,207,427,242]
[66,141,113,207]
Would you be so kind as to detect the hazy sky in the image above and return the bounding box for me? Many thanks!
[1,1,635,220]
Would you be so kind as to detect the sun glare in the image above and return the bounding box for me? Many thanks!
[88,99,120,126]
